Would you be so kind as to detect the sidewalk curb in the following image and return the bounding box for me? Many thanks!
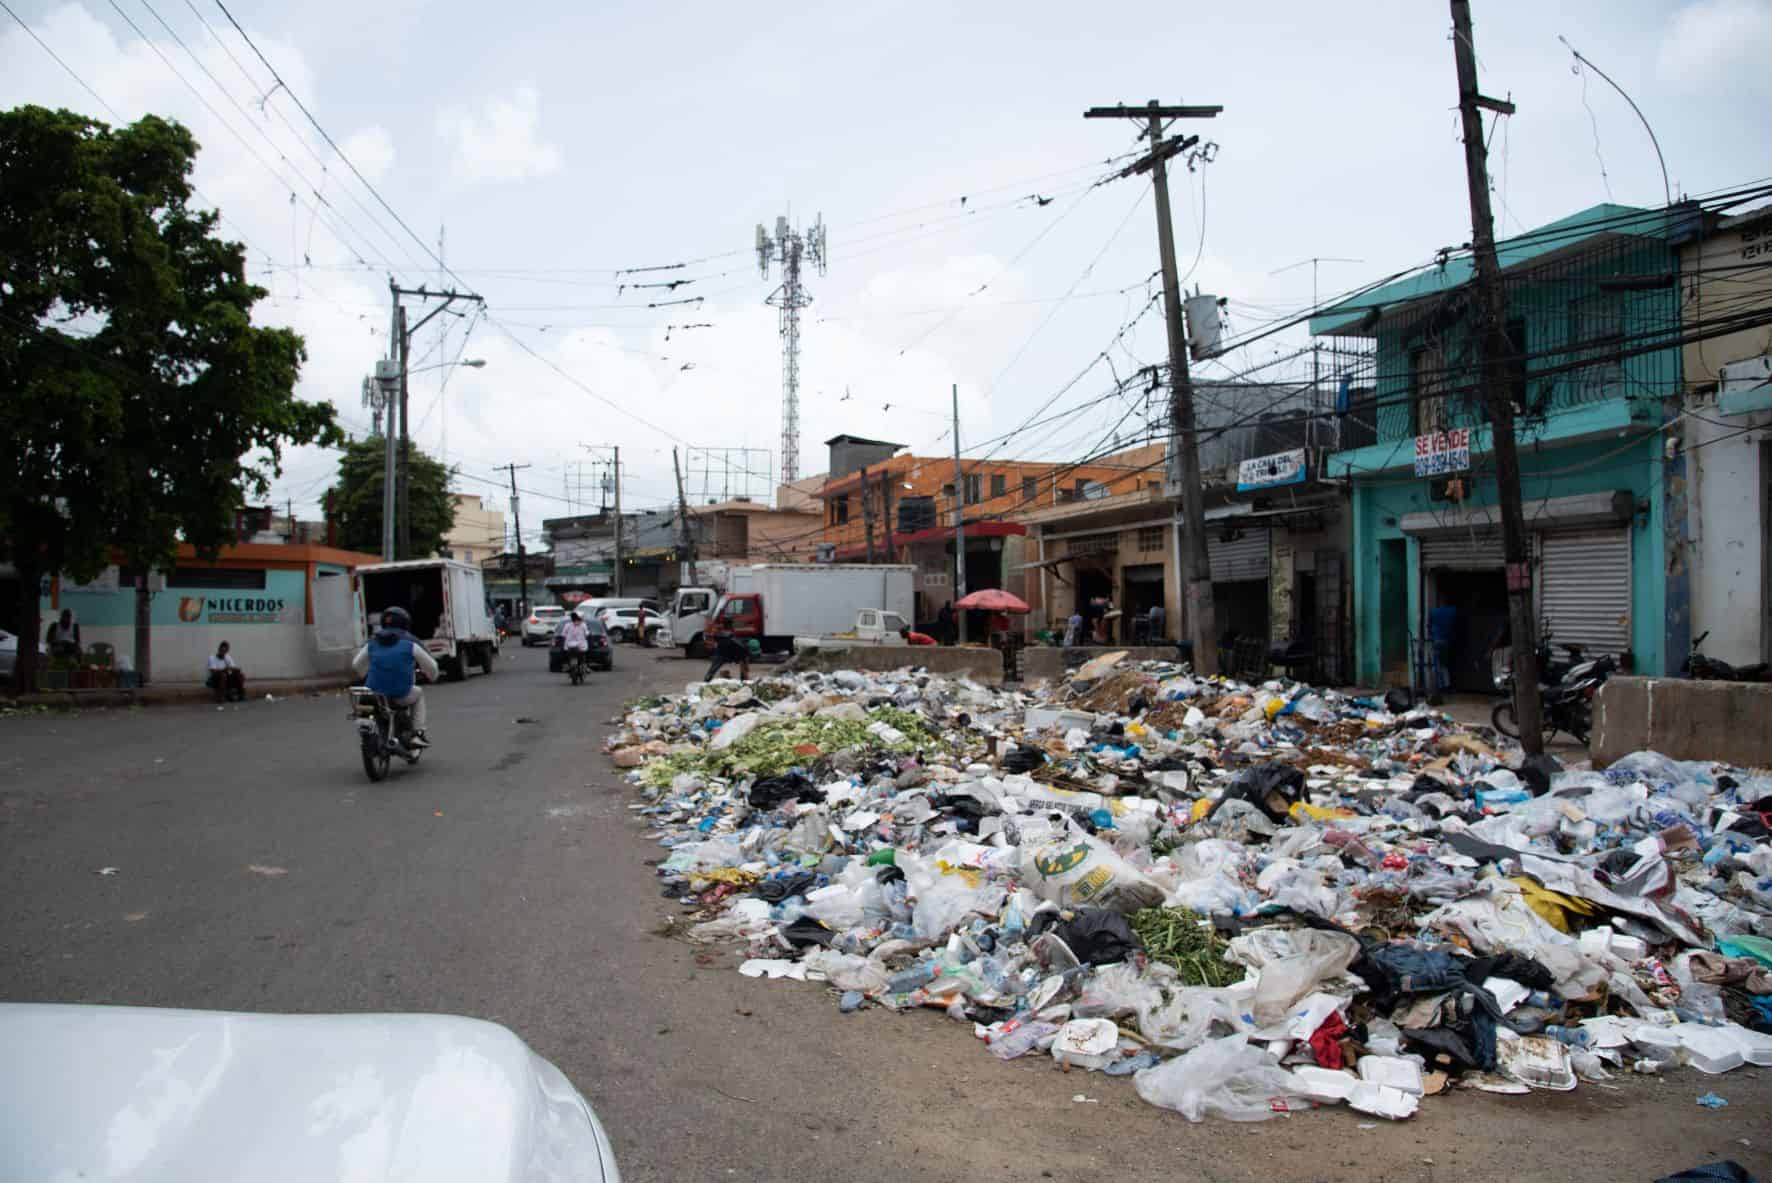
[6,675,355,710]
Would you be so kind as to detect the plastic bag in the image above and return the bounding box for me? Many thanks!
[1226,928,1360,1027]
[709,711,762,751]
[800,948,891,995]
[1136,985,1236,1051]
[1020,829,1165,913]
[1134,1034,1300,1122]
[1609,750,1683,786]
[903,857,1008,939]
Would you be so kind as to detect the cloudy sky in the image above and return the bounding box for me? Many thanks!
[5,0,1768,545]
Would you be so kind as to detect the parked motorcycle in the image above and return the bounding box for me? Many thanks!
[350,687,423,782]
[1683,630,1771,682]
[1492,650,1616,745]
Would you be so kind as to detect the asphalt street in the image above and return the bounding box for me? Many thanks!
[2,647,1768,1182]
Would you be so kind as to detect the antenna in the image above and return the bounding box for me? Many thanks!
[755,209,830,483]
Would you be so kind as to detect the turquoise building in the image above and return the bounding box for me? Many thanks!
[1311,204,1689,689]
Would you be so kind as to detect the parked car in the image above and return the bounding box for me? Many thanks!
[0,1003,621,1181]
[522,605,567,646]
[549,617,614,672]
[598,606,663,644]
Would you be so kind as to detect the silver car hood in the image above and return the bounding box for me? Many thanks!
[0,1004,618,1183]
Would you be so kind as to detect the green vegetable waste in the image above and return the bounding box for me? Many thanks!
[1128,906,1241,987]
[639,707,947,787]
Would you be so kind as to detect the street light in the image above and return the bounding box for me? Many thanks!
[407,358,487,376]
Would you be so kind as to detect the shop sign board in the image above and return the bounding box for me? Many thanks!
[1236,448,1307,492]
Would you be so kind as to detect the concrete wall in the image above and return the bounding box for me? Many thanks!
[1591,676,1772,768]
[1686,407,1770,667]
[787,644,1005,686]
[1020,645,1181,685]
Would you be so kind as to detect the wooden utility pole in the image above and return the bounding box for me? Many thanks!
[1450,0,1542,750]
[860,465,877,562]
[1085,100,1222,673]
[611,446,623,596]
[951,382,968,644]
[672,448,699,587]
[499,463,533,617]
[390,281,484,558]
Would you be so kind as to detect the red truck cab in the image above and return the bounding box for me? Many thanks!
[713,593,764,641]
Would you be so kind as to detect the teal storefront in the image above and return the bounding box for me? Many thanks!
[1315,203,1685,687]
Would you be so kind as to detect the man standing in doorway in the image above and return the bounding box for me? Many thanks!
[936,600,955,646]
[1148,601,1167,642]
[1428,592,1459,700]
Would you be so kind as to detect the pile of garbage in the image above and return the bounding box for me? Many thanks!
[605,655,1772,1122]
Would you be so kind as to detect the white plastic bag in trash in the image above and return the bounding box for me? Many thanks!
[800,948,890,995]
[709,712,762,751]
[902,856,1007,939]
[1226,928,1360,1027]
[1133,1034,1301,1122]
[1020,828,1165,913]
[1049,1018,1121,1070]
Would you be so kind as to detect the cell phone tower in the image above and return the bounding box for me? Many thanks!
[756,213,826,483]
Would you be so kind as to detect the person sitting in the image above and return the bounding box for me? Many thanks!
[703,621,751,683]
[45,608,81,659]
[351,606,440,748]
[899,625,937,646]
[206,641,246,702]
[558,610,590,673]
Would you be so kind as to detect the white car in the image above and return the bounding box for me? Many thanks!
[597,606,662,644]
[522,605,567,646]
[0,1003,620,1182]
[0,627,40,679]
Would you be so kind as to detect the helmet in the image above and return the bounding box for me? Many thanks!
[379,606,412,631]
[570,610,582,621]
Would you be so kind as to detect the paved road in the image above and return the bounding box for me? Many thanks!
[3,649,1767,1182]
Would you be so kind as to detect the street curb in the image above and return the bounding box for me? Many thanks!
[5,675,355,709]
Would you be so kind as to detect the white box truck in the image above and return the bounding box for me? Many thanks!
[685,564,916,654]
[357,559,499,681]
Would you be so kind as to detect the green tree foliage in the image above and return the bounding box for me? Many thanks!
[327,437,456,558]
[0,105,339,691]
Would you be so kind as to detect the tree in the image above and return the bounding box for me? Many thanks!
[327,437,456,558]
[0,105,339,693]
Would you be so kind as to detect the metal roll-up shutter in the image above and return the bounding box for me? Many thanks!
[1417,530,1505,570]
[1539,527,1631,657]
[1208,527,1269,582]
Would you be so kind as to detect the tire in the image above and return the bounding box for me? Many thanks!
[478,645,495,675]
[361,734,390,782]
[1491,701,1520,738]
[609,628,627,644]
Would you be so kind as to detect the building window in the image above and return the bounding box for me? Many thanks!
[1073,479,1088,497]
[963,473,982,504]
[1022,476,1037,502]
[1567,292,1624,400]
[832,495,849,525]
[1137,526,1164,552]
[942,482,955,498]
[166,567,267,590]
[1409,344,1447,434]
[990,473,1006,499]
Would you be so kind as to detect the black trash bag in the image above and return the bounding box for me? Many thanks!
[1001,745,1047,774]
[1518,752,1563,796]
[779,916,836,948]
[1208,763,1306,824]
[1383,686,1414,714]
[1464,952,1555,992]
[1028,908,1144,966]
[1656,1165,1759,1183]
[752,871,820,902]
[749,772,825,809]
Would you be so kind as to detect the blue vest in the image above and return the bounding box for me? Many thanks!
[366,635,416,698]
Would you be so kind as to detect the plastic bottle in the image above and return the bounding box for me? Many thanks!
[1543,1025,1592,1048]
[887,963,939,994]
[985,1019,1060,1060]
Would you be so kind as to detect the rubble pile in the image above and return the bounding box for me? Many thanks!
[605,655,1772,1122]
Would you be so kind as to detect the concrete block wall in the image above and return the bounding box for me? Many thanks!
[1591,676,1772,768]
[788,645,1006,686]
[1019,646,1182,685]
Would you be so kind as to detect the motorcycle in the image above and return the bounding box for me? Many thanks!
[565,646,587,686]
[1492,650,1616,745]
[1683,630,1771,682]
[350,687,423,782]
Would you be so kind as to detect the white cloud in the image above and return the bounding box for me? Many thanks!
[434,84,563,187]
[338,125,395,183]
[1657,0,1772,90]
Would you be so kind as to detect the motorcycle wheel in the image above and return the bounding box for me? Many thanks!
[1491,701,1520,738]
[362,734,390,782]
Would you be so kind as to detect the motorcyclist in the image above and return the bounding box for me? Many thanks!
[351,606,440,749]
[558,609,591,675]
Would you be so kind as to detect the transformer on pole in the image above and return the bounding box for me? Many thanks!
[756,213,826,483]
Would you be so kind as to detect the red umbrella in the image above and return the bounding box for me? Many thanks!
[955,588,1029,613]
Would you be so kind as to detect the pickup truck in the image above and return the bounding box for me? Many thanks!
[792,609,913,651]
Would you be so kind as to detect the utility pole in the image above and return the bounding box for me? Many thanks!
[881,468,894,560]
[498,463,533,617]
[860,465,877,562]
[673,448,699,587]
[952,382,968,644]
[1085,100,1222,673]
[1450,0,1541,751]
[389,280,484,559]
[612,445,623,597]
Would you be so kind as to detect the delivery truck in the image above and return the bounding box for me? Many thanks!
[356,559,499,680]
[668,564,915,655]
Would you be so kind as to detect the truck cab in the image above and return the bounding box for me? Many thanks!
[664,586,720,655]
